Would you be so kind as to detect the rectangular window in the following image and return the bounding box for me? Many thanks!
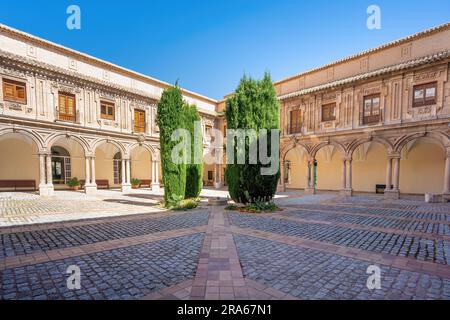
[58,92,76,122]
[2,79,27,104]
[100,101,115,120]
[413,82,437,108]
[363,94,381,125]
[208,171,213,181]
[321,103,336,122]
[134,109,146,133]
[289,109,302,134]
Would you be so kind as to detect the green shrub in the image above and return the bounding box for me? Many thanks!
[225,73,280,204]
[174,199,199,211]
[246,201,279,213]
[67,177,80,187]
[131,178,141,186]
[225,204,239,211]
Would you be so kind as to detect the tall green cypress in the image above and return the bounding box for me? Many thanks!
[183,103,203,198]
[156,85,186,207]
[225,73,280,204]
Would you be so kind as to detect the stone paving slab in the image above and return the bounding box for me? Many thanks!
[0,233,204,300]
[0,211,209,259]
[228,213,450,265]
[234,234,450,300]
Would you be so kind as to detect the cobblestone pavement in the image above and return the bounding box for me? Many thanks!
[228,213,450,265]
[0,233,204,300]
[0,212,209,259]
[234,234,450,300]
[0,191,449,300]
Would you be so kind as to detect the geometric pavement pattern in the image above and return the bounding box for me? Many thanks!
[1,195,449,300]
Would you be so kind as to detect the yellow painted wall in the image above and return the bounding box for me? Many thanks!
[316,149,343,191]
[0,135,39,184]
[400,142,445,194]
[285,147,307,189]
[352,143,387,193]
[131,147,152,182]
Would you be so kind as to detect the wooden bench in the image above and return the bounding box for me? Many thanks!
[80,180,110,189]
[0,180,36,191]
[139,180,152,188]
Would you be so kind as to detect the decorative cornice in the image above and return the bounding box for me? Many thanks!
[0,23,218,105]
[278,50,450,101]
[275,22,450,86]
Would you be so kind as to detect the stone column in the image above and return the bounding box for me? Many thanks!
[38,153,52,196]
[85,156,97,195]
[385,157,392,192]
[122,159,131,193]
[385,154,400,200]
[305,157,316,195]
[214,164,223,189]
[44,153,54,196]
[277,160,286,192]
[151,160,160,192]
[443,150,450,202]
[85,157,91,185]
[340,157,353,196]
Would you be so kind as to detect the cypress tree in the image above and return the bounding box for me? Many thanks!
[225,73,280,204]
[183,103,203,198]
[156,85,186,207]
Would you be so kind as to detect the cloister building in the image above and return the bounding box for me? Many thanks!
[0,24,219,196]
[1,22,450,200]
[217,23,450,201]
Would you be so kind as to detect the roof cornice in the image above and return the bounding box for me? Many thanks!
[278,49,450,101]
[274,22,450,86]
[0,23,218,105]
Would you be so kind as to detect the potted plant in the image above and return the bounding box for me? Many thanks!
[67,177,80,191]
[131,178,141,189]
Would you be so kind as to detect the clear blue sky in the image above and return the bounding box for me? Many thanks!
[1,0,449,99]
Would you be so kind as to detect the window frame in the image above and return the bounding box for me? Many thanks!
[362,94,381,125]
[289,109,302,134]
[134,109,146,133]
[100,100,115,121]
[412,82,437,108]
[58,92,77,122]
[2,78,27,104]
[321,103,336,122]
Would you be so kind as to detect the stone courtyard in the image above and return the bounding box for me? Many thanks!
[0,190,449,300]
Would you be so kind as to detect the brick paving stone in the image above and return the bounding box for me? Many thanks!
[234,234,450,300]
[0,212,209,259]
[0,233,204,300]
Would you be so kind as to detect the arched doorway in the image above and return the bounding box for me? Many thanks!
[51,146,71,185]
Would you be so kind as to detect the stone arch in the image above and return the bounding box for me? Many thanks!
[127,142,157,160]
[0,128,45,152]
[348,136,393,157]
[91,138,126,159]
[395,132,448,195]
[46,133,89,156]
[394,131,449,155]
[311,141,346,159]
[281,142,312,163]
